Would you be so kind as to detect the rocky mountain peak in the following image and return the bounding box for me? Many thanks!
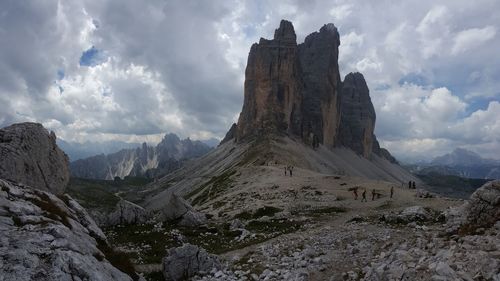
[0,122,70,195]
[338,72,376,158]
[231,20,394,161]
[320,23,338,33]
[160,132,181,145]
[273,19,297,42]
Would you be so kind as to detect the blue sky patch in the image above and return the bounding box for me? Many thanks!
[398,73,429,87]
[57,69,65,80]
[79,46,104,66]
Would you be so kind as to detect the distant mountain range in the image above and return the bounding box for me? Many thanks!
[70,133,212,180]
[407,148,500,179]
[58,139,141,161]
[59,137,219,161]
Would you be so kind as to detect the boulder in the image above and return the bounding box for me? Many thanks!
[106,199,150,226]
[0,179,135,280]
[466,180,500,227]
[0,122,70,195]
[415,189,436,198]
[382,206,434,224]
[158,193,206,226]
[162,244,222,281]
[444,180,500,234]
[178,210,207,227]
[464,180,500,229]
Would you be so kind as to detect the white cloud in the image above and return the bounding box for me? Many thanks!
[451,26,496,55]
[416,5,451,59]
[450,101,500,142]
[329,4,353,21]
[1,0,499,161]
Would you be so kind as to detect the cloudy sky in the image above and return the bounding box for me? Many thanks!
[1,0,499,162]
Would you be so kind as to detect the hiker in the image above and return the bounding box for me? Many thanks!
[390,186,394,199]
[289,166,293,177]
[372,189,376,201]
[353,187,358,200]
[361,189,367,202]
[284,166,287,176]
[412,181,416,189]
[408,181,412,189]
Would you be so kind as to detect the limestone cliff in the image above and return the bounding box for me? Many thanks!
[229,20,395,162]
[298,23,342,148]
[236,20,303,141]
[337,72,376,158]
[0,122,70,195]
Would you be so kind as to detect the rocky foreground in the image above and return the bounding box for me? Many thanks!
[164,181,499,281]
[0,179,135,280]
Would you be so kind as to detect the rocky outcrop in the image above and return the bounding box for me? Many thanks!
[337,73,376,157]
[70,133,211,180]
[220,123,237,145]
[444,180,499,235]
[298,23,342,147]
[156,193,207,226]
[228,20,395,162]
[465,180,500,229]
[0,179,135,280]
[236,20,303,141]
[163,244,222,281]
[106,199,150,226]
[381,206,436,224]
[0,122,70,195]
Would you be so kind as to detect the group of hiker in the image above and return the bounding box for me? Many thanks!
[351,185,395,201]
[407,181,417,189]
[284,165,294,177]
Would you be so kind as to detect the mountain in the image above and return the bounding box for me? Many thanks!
[431,148,497,166]
[0,122,70,195]
[70,133,212,180]
[410,148,500,179]
[57,139,141,161]
[0,122,137,280]
[231,21,395,162]
[142,20,417,215]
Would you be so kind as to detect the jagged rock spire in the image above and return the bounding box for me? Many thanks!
[273,19,297,42]
[230,20,395,161]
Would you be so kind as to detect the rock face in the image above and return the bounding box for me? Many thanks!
[228,20,395,161]
[0,179,134,281]
[444,180,499,234]
[236,20,303,140]
[0,122,70,195]
[163,244,222,281]
[337,73,376,158]
[220,123,237,145]
[465,180,500,229]
[157,193,207,226]
[70,133,211,180]
[298,23,342,147]
[106,199,150,226]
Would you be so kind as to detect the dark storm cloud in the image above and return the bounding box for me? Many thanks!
[0,0,499,161]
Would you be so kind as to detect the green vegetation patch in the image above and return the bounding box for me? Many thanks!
[246,218,302,234]
[188,169,237,206]
[291,206,347,217]
[105,218,304,265]
[67,176,153,212]
[234,205,283,220]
